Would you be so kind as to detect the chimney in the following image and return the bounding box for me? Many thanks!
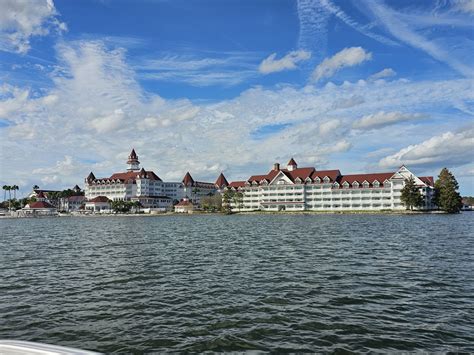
[273,163,280,171]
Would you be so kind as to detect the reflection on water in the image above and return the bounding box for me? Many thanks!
[1,214,473,352]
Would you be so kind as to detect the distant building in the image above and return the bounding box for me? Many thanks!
[174,198,194,213]
[182,172,217,205]
[226,158,435,212]
[84,196,110,212]
[21,191,58,216]
[84,149,221,208]
[61,195,86,212]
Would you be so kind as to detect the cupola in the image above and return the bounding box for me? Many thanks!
[287,158,297,171]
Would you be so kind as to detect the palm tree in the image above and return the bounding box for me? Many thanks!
[12,185,19,200]
[2,185,7,202]
[5,186,12,201]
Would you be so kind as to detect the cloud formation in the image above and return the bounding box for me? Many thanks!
[379,126,474,169]
[1,39,473,192]
[311,47,372,82]
[368,68,397,81]
[0,0,66,54]
[353,111,427,130]
[259,50,311,74]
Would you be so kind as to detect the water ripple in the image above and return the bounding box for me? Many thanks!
[1,214,473,353]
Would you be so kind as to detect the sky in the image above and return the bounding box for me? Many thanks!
[0,0,473,197]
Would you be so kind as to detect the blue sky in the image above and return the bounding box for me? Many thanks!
[0,0,473,196]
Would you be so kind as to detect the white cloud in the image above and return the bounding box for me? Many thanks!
[135,53,259,86]
[353,111,427,130]
[1,39,474,191]
[90,109,127,133]
[368,68,396,81]
[332,95,365,109]
[259,50,311,74]
[311,47,372,82]
[0,0,66,54]
[379,127,474,169]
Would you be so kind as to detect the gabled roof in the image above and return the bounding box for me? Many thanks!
[310,170,341,182]
[36,191,46,198]
[287,158,297,166]
[86,172,96,181]
[182,172,194,185]
[108,170,162,181]
[228,181,246,188]
[176,199,193,206]
[28,201,55,209]
[283,167,315,181]
[419,176,434,187]
[338,172,394,187]
[215,173,229,188]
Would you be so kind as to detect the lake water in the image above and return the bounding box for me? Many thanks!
[1,214,473,353]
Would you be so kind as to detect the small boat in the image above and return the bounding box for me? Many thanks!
[0,340,100,355]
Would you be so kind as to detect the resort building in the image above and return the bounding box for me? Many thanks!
[226,159,435,212]
[84,149,220,209]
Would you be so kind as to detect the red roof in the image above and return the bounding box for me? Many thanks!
[28,201,55,209]
[338,172,394,187]
[287,158,297,166]
[283,167,315,181]
[310,170,341,182]
[107,170,162,182]
[182,172,195,185]
[228,181,246,188]
[176,200,193,206]
[419,176,434,187]
[36,191,46,198]
[215,173,229,188]
[129,148,138,159]
[249,167,316,184]
[88,196,109,203]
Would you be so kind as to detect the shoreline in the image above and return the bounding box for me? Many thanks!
[0,209,459,219]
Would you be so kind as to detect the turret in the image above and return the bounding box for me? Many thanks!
[127,149,140,171]
[215,173,229,189]
[182,172,194,186]
[287,158,297,171]
[86,172,96,183]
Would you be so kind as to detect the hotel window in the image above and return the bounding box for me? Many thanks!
[363,181,370,188]
[323,177,330,183]
[373,181,380,187]
[353,182,359,188]
[343,182,349,189]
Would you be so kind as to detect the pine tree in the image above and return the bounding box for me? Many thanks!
[434,168,462,213]
[400,176,424,210]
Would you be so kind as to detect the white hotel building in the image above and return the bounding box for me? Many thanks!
[84,149,219,208]
[227,158,435,212]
